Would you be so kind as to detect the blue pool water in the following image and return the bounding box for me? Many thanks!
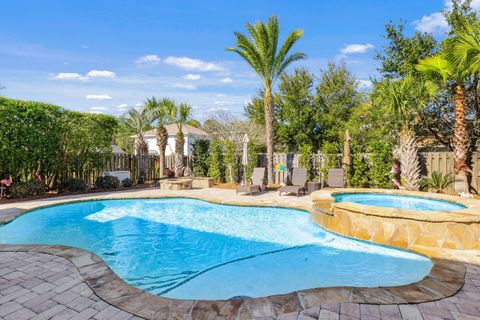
[334,193,465,211]
[0,198,432,300]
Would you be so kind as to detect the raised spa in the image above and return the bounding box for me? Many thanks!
[334,193,466,211]
[0,198,432,300]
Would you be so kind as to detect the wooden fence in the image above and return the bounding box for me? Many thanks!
[85,152,479,192]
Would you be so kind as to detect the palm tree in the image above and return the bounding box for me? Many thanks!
[227,15,305,184]
[417,41,472,193]
[374,76,435,190]
[165,101,192,177]
[145,97,172,178]
[124,107,154,182]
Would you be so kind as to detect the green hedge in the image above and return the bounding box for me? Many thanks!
[0,97,117,187]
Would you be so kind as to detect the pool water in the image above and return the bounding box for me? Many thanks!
[334,193,465,211]
[0,198,432,300]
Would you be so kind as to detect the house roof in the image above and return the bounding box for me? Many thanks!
[143,124,209,137]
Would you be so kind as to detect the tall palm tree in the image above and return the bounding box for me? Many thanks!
[124,107,154,181]
[227,15,305,184]
[374,76,435,190]
[165,101,192,177]
[145,97,172,178]
[417,41,472,193]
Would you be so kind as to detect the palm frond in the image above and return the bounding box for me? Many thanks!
[416,54,451,83]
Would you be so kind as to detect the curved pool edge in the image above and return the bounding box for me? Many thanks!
[0,243,465,320]
[0,190,469,319]
[311,188,480,251]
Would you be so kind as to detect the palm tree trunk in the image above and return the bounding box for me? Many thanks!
[136,137,149,182]
[399,125,421,191]
[156,126,168,178]
[453,84,470,193]
[175,128,185,177]
[264,80,275,185]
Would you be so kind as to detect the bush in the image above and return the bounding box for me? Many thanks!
[58,178,86,192]
[367,141,393,188]
[224,140,238,183]
[121,178,134,188]
[208,139,225,183]
[192,139,210,177]
[95,176,119,189]
[420,171,457,193]
[9,180,47,199]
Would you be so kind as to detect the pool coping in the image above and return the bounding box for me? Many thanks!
[311,188,480,223]
[0,192,468,319]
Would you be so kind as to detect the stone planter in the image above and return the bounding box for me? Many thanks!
[191,177,215,189]
[160,179,192,191]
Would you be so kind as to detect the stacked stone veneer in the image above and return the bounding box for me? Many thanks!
[311,189,480,250]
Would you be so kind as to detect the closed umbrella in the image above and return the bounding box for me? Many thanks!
[242,133,249,184]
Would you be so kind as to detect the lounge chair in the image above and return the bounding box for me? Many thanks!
[236,167,265,195]
[279,168,307,197]
[327,168,345,188]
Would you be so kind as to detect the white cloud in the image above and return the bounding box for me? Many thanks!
[340,43,374,55]
[53,72,85,80]
[117,103,129,110]
[183,74,201,80]
[86,70,116,78]
[208,106,228,112]
[220,77,233,83]
[358,80,373,90]
[413,12,448,34]
[135,54,161,64]
[90,106,107,111]
[86,94,113,100]
[135,102,143,107]
[214,100,229,106]
[164,56,223,72]
[172,82,197,90]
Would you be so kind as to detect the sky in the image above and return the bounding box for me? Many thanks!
[0,0,469,121]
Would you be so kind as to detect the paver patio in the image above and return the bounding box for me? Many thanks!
[0,188,479,319]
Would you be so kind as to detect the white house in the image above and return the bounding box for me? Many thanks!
[133,124,210,156]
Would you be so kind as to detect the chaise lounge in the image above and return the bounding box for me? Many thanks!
[236,167,266,195]
[279,167,307,197]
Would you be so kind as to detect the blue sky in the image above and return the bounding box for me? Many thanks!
[0,0,458,120]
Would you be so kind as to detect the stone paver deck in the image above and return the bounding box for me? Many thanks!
[1,188,480,319]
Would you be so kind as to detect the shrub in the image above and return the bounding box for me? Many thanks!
[59,178,86,192]
[95,176,119,189]
[208,139,225,183]
[121,178,134,188]
[9,180,47,199]
[224,140,238,183]
[245,142,260,181]
[420,171,457,193]
[367,141,393,189]
[298,144,314,181]
[192,139,210,177]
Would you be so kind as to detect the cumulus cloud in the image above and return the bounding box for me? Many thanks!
[135,54,161,64]
[358,80,373,90]
[220,77,233,83]
[54,72,85,80]
[183,74,201,80]
[340,43,374,55]
[208,106,228,112]
[172,82,197,90]
[86,70,116,78]
[86,94,113,100]
[164,56,223,72]
[413,12,449,34]
[117,103,129,110]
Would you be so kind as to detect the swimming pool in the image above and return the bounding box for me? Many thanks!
[0,198,432,300]
[334,193,466,211]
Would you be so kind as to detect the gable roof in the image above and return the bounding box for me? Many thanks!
[143,123,209,137]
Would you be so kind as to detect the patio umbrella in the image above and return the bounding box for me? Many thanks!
[342,129,351,168]
[242,133,249,184]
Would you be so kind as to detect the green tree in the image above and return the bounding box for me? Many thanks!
[276,68,320,152]
[316,63,362,144]
[124,107,154,180]
[375,21,438,79]
[145,97,171,177]
[165,101,192,177]
[348,144,370,188]
[224,140,238,183]
[227,15,306,184]
[367,141,393,189]
[373,76,435,190]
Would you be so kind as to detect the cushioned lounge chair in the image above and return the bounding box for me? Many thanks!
[236,167,265,195]
[279,168,307,197]
[327,168,345,188]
